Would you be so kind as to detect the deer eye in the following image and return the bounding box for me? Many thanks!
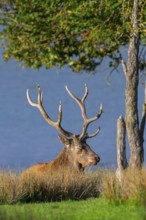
[75,145,82,152]
[79,146,86,152]
[81,146,85,150]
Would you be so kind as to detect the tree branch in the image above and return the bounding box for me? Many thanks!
[120,59,127,76]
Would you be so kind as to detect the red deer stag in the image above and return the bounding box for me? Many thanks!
[23,85,102,175]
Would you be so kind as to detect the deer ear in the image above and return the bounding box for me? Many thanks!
[58,134,70,145]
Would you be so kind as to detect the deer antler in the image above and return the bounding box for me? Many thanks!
[26,85,73,137]
[65,85,103,140]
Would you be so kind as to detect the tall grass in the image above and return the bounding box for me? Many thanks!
[1,168,146,204]
[0,170,100,204]
[102,168,146,203]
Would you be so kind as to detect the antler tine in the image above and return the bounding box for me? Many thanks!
[84,127,100,140]
[65,85,80,104]
[26,85,43,107]
[26,89,38,108]
[65,84,88,104]
[58,101,62,125]
[65,85,87,119]
[79,103,103,140]
[65,85,103,140]
[26,85,73,137]
[37,85,43,104]
[82,84,88,103]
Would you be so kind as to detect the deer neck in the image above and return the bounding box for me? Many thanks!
[51,147,83,172]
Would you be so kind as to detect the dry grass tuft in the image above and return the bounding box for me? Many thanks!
[0,171,19,204]
[102,168,146,203]
[1,168,146,204]
[0,170,100,204]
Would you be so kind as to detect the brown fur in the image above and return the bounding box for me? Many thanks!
[22,135,100,177]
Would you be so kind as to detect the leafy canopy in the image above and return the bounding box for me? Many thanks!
[0,0,146,72]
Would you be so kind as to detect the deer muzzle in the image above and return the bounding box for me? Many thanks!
[87,155,100,166]
[94,155,100,164]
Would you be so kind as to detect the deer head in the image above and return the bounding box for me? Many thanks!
[26,85,102,173]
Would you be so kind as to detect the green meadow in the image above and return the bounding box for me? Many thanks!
[0,198,145,220]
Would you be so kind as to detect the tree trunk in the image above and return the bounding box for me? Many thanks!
[126,0,144,168]
[116,116,128,181]
[116,116,128,170]
[140,84,146,150]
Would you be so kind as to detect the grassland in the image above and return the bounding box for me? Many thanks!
[0,168,146,219]
[0,198,145,220]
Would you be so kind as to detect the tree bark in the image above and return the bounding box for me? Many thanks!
[140,84,146,148]
[126,0,144,168]
[117,116,128,170]
[116,116,128,181]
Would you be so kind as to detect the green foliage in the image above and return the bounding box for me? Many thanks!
[0,0,146,71]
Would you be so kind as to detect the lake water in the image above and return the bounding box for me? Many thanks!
[0,50,145,171]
